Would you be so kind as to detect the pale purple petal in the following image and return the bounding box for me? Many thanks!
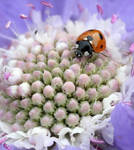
[0,145,32,150]
[110,76,134,150]
[111,103,134,150]
[64,146,81,150]
[122,76,134,104]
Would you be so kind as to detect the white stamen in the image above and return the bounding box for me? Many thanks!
[5,21,11,29]
[0,33,18,42]
[31,11,44,31]
[45,9,50,17]
[25,20,33,33]
[5,21,19,37]
[10,28,19,37]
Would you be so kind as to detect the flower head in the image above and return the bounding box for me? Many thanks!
[0,1,132,150]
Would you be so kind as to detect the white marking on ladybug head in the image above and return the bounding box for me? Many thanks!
[83,37,88,41]
[75,50,82,57]
[84,51,89,56]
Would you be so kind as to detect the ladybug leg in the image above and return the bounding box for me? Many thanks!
[100,52,108,57]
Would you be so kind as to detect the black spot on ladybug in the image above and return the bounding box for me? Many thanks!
[100,45,103,48]
[87,36,93,41]
[99,33,103,40]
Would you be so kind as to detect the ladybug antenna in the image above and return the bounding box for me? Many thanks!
[100,52,108,57]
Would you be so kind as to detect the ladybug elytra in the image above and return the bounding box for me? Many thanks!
[74,29,106,58]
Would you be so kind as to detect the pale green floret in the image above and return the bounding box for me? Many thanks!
[43,101,55,114]
[43,70,52,85]
[40,115,54,128]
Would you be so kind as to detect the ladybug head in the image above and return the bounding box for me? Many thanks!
[75,40,93,58]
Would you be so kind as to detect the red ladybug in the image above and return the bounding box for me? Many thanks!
[74,29,106,58]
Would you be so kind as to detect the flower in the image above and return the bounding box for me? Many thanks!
[0,0,133,150]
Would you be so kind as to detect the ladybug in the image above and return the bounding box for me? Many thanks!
[74,29,106,58]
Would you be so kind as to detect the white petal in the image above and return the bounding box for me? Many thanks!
[6,131,27,139]
[0,121,12,133]
[12,139,34,149]
[31,10,44,30]
[70,127,84,144]
[58,127,72,139]
[56,42,68,52]
[103,92,121,110]
[27,127,50,137]
[71,127,84,135]
[116,65,130,85]
[57,138,70,149]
